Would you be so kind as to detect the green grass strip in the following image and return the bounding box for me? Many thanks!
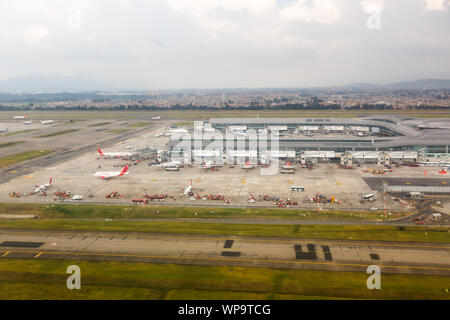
[0,219,448,243]
[0,150,53,168]
[35,129,78,138]
[0,259,448,300]
[0,141,24,149]
[87,122,113,127]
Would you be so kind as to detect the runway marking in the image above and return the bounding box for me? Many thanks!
[0,230,449,249]
[0,249,449,272]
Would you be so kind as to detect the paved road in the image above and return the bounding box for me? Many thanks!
[363,177,450,190]
[393,197,450,225]
[0,229,449,276]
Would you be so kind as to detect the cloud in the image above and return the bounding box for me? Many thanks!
[280,0,341,24]
[361,0,384,14]
[0,0,449,88]
[167,0,341,36]
[21,25,51,43]
[424,0,448,10]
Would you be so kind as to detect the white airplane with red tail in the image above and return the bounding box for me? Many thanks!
[35,178,53,193]
[97,148,132,158]
[242,161,254,169]
[282,161,296,170]
[93,166,129,180]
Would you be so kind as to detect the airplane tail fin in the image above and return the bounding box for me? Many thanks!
[49,178,53,185]
[246,161,250,166]
[97,148,105,156]
[119,166,128,176]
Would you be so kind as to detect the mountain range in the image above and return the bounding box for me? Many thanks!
[0,74,449,93]
[341,79,450,90]
[0,74,123,93]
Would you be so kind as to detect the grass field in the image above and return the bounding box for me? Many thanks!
[0,218,448,243]
[0,129,39,137]
[0,259,447,299]
[0,141,24,149]
[107,129,129,133]
[87,122,113,127]
[35,129,79,138]
[0,202,409,221]
[127,122,150,127]
[0,150,53,168]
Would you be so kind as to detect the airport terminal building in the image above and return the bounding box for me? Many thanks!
[167,116,450,165]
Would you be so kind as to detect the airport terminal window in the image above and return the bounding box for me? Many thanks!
[426,145,447,153]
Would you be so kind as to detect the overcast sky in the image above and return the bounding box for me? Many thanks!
[0,0,449,89]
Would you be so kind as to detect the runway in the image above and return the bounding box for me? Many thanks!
[0,229,449,276]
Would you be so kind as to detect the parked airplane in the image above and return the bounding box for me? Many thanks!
[93,166,129,180]
[363,193,375,200]
[168,128,189,135]
[34,178,53,193]
[13,116,26,119]
[155,160,182,168]
[40,120,54,125]
[0,128,8,133]
[184,183,193,196]
[241,161,254,169]
[97,148,132,158]
[24,119,33,125]
[282,161,295,170]
[152,116,161,120]
[201,160,220,170]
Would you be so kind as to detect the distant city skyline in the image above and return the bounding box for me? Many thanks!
[0,0,449,90]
